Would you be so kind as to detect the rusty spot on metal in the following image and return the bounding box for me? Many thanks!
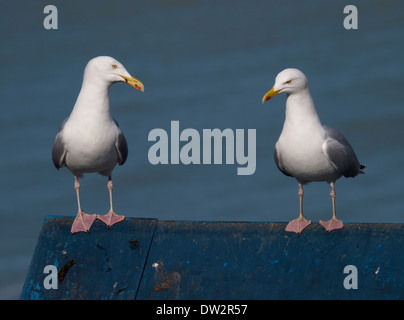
[115,285,130,295]
[129,240,140,248]
[58,260,78,282]
[152,261,181,296]
[154,282,171,291]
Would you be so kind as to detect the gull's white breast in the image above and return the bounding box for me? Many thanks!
[62,114,119,175]
[276,125,341,182]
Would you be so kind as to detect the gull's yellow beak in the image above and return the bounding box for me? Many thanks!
[120,75,144,92]
[262,87,280,103]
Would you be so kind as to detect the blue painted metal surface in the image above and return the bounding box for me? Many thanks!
[20,216,157,300]
[21,217,404,299]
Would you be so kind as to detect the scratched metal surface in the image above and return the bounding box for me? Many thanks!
[21,217,404,299]
[20,216,157,300]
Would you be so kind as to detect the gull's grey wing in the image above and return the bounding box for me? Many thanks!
[113,119,128,165]
[322,125,365,178]
[52,118,68,169]
[274,143,292,177]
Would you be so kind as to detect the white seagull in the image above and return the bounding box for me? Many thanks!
[52,56,144,234]
[262,68,365,234]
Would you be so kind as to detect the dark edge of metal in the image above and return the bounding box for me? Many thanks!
[134,218,158,300]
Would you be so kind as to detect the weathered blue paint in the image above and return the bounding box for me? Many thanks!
[21,217,404,299]
[20,216,157,300]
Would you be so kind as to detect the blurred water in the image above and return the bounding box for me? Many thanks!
[0,0,403,299]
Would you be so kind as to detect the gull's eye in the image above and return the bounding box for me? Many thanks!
[112,64,118,69]
[286,80,292,84]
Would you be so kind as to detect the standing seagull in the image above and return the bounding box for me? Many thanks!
[262,68,365,234]
[52,56,144,234]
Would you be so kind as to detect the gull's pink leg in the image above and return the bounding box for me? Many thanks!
[97,176,125,228]
[319,182,344,232]
[71,176,96,234]
[285,183,311,234]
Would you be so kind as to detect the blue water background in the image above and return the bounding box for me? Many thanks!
[1,0,403,298]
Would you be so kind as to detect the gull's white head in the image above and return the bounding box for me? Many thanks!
[262,68,308,103]
[83,56,144,92]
